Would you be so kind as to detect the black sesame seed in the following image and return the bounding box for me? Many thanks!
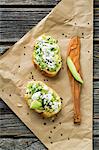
[62,33,64,35]
[50,131,52,133]
[51,48,54,51]
[51,142,53,144]
[43,122,46,125]
[60,97,63,100]
[49,136,51,139]
[61,134,63,136]
[42,100,45,108]
[53,126,56,129]
[9,94,11,97]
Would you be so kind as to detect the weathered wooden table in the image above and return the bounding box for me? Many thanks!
[0,0,99,149]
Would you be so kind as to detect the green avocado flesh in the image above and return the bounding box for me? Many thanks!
[67,56,83,84]
[30,101,42,109]
[25,81,61,112]
[33,35,62,72]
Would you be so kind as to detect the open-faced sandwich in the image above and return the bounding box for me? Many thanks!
[32,35,62,77]
[24,81,62,118]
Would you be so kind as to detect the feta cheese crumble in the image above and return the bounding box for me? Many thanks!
[33,35,62,72]
[26,82,62,113]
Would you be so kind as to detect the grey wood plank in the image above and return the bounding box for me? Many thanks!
[94,8,99,41]
[94,119,99,136]
[94,137,99,150]
[0,8,51,42]
[0,45,11,54]
[94,81,99,89]
[0,100,34,137]
[0,0,60,6]
[0,138,47,150]
[94,44,99,80]
[0,8,98,42]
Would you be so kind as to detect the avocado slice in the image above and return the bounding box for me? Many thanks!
[30,100,42,109]
[67,56,83,84]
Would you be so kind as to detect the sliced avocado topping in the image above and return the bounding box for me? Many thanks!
[67,56,83,84]
[30,100,42,109]
[26,82,62,112]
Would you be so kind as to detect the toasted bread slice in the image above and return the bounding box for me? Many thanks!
[32,35,62,77]
[24,81,62,118]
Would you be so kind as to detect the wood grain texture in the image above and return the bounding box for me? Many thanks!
[0,8,98,42]
[94,44,99,79]
[94,8,99,41]
[0,8,51,42]
[0,138,47,150]
[0,0,60,6]
[94,137,99,150]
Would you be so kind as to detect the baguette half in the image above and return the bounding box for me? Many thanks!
[24,81,62,118]
[32,35,62,77]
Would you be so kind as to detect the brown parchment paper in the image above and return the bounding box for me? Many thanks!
[0,0,93,149]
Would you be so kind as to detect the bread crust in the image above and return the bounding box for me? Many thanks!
[32,55,61,77]
[32,34,62,77]
[24,81,62,118]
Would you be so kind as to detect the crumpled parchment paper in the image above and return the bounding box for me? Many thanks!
[0,0,93,149]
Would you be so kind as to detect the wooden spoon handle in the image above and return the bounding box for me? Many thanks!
[67,36,82,124]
